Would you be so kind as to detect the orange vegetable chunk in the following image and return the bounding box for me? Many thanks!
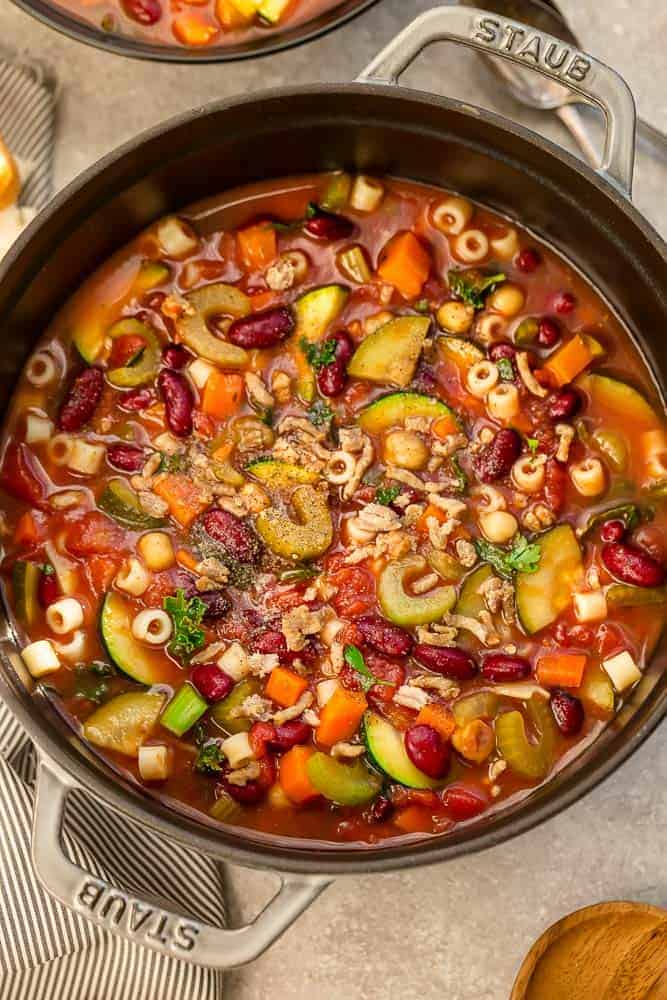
[237,223,278,271]
[543,334,594,387]
[265,667,309,708]
[153,473,209,528]
[201,371,245,420]
[279,746,318,804]
[537,653,587,689]
[377,231,431,300]
[316,687,367,747]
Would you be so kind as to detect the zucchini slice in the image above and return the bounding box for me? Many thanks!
[347,316,430,389]
[358,391,459,435]
[98,478,166,530]
[73,321,105,364]
[245,458,319,488]
[363,711,442,790]
[294,284,349,343]
[307,752,381,806]
[455,564,494,618]
[106,318,160,389]
[83,691,165,757]
[515,524,584,635]
[101,592,178,686]
[577,373,661,432]
[13,561,41,628]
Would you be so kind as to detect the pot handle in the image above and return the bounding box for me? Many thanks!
[357,5,636,197]
[31,759,331,969]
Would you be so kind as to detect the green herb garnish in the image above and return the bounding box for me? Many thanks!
[497,358,514,381]
[448,269,506,310]
[194,741,226,775]
[414,299,431,314]
[526,437,539,454]
[475,535,542,580]
[375,484,401,506]
[73,664,111,705]
[343,644,393,692]
[159,452,187,474]
[450,454,468,494]
[307,399,334,428]
[41,563,55,576]
[280,565,319,584]
[163,589,207,661]
[300,336,338,372]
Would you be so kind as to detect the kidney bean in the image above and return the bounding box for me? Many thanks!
[601,542,665,587]
[158,369,193,437]
[252,630,297,665]
[227,306,294,349]
[249,721,277,758]
[488,341,516,362]
[404,725,451,779]
[544,457,567,515]
[537,317,561,348]
[441,785,487,821]
[474,427,522,483]
[365,655,405,706]
[162,343,190,369]
[269,722,311,752]
[600,519,626,544]
[304,209,354,241]
[548,386,581,422]
[121,0,162,23]
[631,523,667,565]
[356,615,413,657]
[106,443,145,473]
[58,367,104,432]
[367,795,393,824]
[481,653,531,682]
[516,248,541,273]
[412,364,438,396]
[550,690,584,736]
[118,386,155,411]
[222,777,266,805]
[553,291,576,315]
[38,568,59,608]
[196,589,232,620]
[413,645,477,680]
[317,360,346,398]
[190,663,234,702]
[200,507,262,564]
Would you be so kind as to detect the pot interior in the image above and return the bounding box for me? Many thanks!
[1,85,665,874]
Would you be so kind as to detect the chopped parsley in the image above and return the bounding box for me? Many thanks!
[475,535,541,580]
[41,563,55,576]
[300,337,338,372]
[448,269,506,310]
[526,436,540,454]
[414,299,431,314]
[497,358,515,381]
[194,741,226,775]
[450,454,468,494]
[280,565,319,584]
[343,644,392,693]
[375,484,401,506]
[73,662,114,704]
[307,399,334,428]
[163,589,207,661]
[159,451,187,474]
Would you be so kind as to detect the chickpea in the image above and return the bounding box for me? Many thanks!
[452,720,495,763]
[487,282,525,318]
[384,429,429,471]
[479,509,518,544]
[437,300,474,334]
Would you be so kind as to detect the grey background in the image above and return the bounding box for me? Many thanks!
[1,0,666,996]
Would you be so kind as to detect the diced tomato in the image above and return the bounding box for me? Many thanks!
[441,786,488,822]
[15,510,47,549]
[142,569,179,607]
[0,443,46,506]
[330,566,376,620]
[192,409,217,438]
[86,555,121,596]
[249,721,277,759]
[66,511,128,556]
[108,333,146,368]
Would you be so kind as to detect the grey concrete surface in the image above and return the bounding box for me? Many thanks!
[0,0,665,996]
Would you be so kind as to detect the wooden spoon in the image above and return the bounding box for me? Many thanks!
[511,901,667,1000]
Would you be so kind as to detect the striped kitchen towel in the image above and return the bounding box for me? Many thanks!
[0,53,226,999]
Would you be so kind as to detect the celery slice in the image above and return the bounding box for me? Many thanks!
[160,684,207,737]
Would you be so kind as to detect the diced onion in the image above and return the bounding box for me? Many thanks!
[217,642,249,681]
[157,216,198,258]
[138,744,172,782]
[221,732,255,769]
[349,175,385,213]
[602,651,641,693]
[317,679,340,707]
[25,413,54,444]
[67,439,106,476]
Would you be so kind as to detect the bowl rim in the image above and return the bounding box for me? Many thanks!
[1,81,666,877]
[8,0,379,63]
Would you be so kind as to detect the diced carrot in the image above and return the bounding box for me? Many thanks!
[417,502,446,535]
[215,0,253,28]
[316,687,367,747]
[153,474,209,528]
[87,555,120,597]
[176,549,199,572]
[543,334,594,387]
[537,653,587,689]
[377,231,431,300]
[15,511,38,547]
[394,805,433,834]
[201,371,244,421]
[211,442,233,462]
[237,223,277,271]
[172,12,219,46]
[432,414,459,440]
[250,290,277,312]
[279,746,318,805]
[416,703,456,741]
[265,667,309,708]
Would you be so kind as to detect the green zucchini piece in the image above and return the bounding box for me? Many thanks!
[255,485,333,561]
[319,173,352,212]
[107,318,160,388]
[246,458,319,488]
[495,696,555,780]
[513,317,539,347]
[98,478,166,530]
[453,691,499,726]
[13,561,41,628]
[160,684,208,737]
[359,391,459,435]
[178,283,250,367]
[607,583,667,607]
[101,592,175,686]
[363,711,442,790]
[455,564,494,618]
[591,428,628,473]
[294,284,349,343]
[579,664,615,720]
[133,261,170,293]
[83,691,165,757]
[307,752,381,806]
[515,524,584,635]
[580,503,640,538]
[378,555,456,627]
[438,336,485,369]
[73,320,105,364]
[577,373,661,432]
[347,316,430,389]
[211,678,261,734]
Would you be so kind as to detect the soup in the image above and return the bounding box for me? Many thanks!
[2,172,666,845]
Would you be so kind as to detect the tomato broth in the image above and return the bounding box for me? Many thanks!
[2,172,666,846]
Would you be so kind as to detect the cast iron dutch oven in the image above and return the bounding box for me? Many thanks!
[0,6,665,969]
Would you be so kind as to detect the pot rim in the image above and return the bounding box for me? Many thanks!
[8,0,379,63]
[1,81,666,877]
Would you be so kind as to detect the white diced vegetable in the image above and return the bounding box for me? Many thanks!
[221,732,255,769]
[22,639,60,678]
[602,651,641,693]
[188,358,216,390]
[67,439,105,476]
[349,175,385,213]
[25,413,54,444]
[138,744,172,782]
[218,642,249,681]
[316,679,340,707]
[157,217,198,258]
[573,590,608,623]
